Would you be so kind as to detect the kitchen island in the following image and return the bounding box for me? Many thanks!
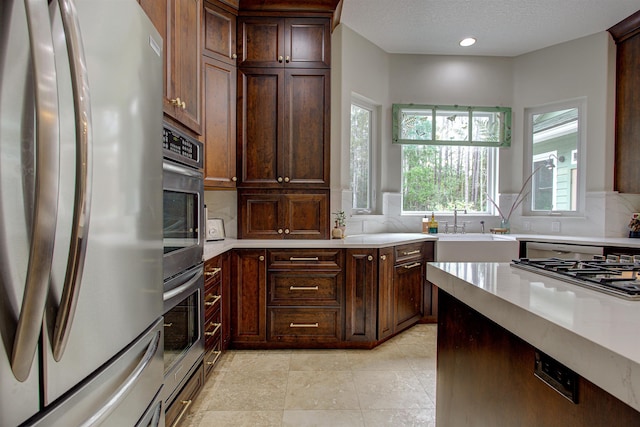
[428,262,640,426]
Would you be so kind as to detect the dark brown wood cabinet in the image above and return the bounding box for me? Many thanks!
[237,189,329,239]
[266,249,343,344]
[237,67,330,188]
[203,56,237,188]
[165,363,204,427]
[608,10,640,193]
[236,13,331,239]
[237,17,330,68]
[344,249,378,342]
[139,0,202,135]
[437,290,640,426]
[203,253,230,377]
[377,247,394,340]
[202,1,238,189]
[203,1,238,65]
[230,249,267,344]
[393,242,426,332]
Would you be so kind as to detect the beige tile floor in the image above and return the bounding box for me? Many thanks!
[184,323,437,427]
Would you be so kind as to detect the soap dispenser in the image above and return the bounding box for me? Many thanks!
[428,212,438,234]
[422,215,429,233]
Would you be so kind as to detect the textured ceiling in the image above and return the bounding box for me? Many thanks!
[340,0,640,56]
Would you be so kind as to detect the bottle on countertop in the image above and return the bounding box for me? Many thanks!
[422,215,429,233]
[428,212,439,234]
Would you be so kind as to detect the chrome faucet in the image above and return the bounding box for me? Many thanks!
[453,206,467,233]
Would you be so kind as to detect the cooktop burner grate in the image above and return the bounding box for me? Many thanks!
[511,256,640,300]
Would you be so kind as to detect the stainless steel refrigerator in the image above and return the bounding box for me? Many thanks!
[0,0,165,425]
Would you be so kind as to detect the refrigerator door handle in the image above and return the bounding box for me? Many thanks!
[11,0,61,383]
[51,0,93,362]
[78,330,162,427]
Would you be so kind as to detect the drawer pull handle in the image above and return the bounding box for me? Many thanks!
[402,250,421,256]
[163,322,173,328]
[289,322,319,328]
[206,350,222,366]
[205,268,221,277]
[204,295,222,306]
[403,262,422,269]
[289,286,319,291]
[289,257,319,261]
[205,323,222,336]
[170,399,193,427]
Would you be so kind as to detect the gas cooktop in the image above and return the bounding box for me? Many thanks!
[511,255,640,300]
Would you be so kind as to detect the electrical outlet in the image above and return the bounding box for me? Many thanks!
[551,221,561,233]
[523,221,531,231]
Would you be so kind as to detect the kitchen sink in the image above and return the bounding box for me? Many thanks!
[436,233,519,261]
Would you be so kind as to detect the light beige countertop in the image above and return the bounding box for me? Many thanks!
[203,233,438,261]
[428,261,640,413]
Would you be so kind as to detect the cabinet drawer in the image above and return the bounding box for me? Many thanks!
[166,363,204,427]
[205,310,222,349]
[204,335,222,378]
[268,272,341,305]
[204,281,222,318]
[395,242,425,264]
[268,308,340,342]
[268,249,342,270]
[204,265,222,287]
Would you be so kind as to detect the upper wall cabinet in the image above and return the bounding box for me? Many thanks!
[238,17,330,68]
[139,0,203,135]
[203,1,237,65]
[608,10,640,193]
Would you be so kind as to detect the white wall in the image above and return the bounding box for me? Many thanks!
[332,25,640,237]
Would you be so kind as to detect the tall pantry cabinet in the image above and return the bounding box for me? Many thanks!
[236,15,332,239]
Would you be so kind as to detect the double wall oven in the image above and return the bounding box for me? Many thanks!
[162,123,205,407]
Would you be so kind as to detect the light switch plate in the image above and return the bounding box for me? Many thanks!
[551,221,560,233]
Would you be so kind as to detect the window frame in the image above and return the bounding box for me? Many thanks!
[392,104,512,147]
[400,144,499,215]
[349,95,378,214]
[523,98,586,216]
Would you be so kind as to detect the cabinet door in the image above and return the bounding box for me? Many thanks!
[377,247,394,340]
[285,18,330,68]
[237,191,283,239]
[283,69,330,187]
[238,68,284,187]
[283,192,329,239]
[394,260,424,333]
[231,250,267,343]
[203,56,237,188]
[168,0,202,134]
[203,1,237,65]
[237,17,284,67]
[344,249,377,342]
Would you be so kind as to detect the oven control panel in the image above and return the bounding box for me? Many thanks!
[162,123,203,169]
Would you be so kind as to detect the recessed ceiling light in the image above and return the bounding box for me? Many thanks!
[459,37,476,47]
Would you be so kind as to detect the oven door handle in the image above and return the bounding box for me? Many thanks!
[163,160,203,179]
[164,269,202,302]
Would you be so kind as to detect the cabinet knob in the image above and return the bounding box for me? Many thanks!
[231,53,237,59]
[284,229,290,234]
[171,97,186,110]
[278,228,284,234]
[231,176,237,182]
[367,255,373,261]
[277,176,283,183]
[284,176,290,183]
[278,55,284,63]
[285,55,290,63]
[259,255,265,261]
[380,255,387,261]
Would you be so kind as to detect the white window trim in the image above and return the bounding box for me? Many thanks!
[350,94,379,214]
[523,97,586,216]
